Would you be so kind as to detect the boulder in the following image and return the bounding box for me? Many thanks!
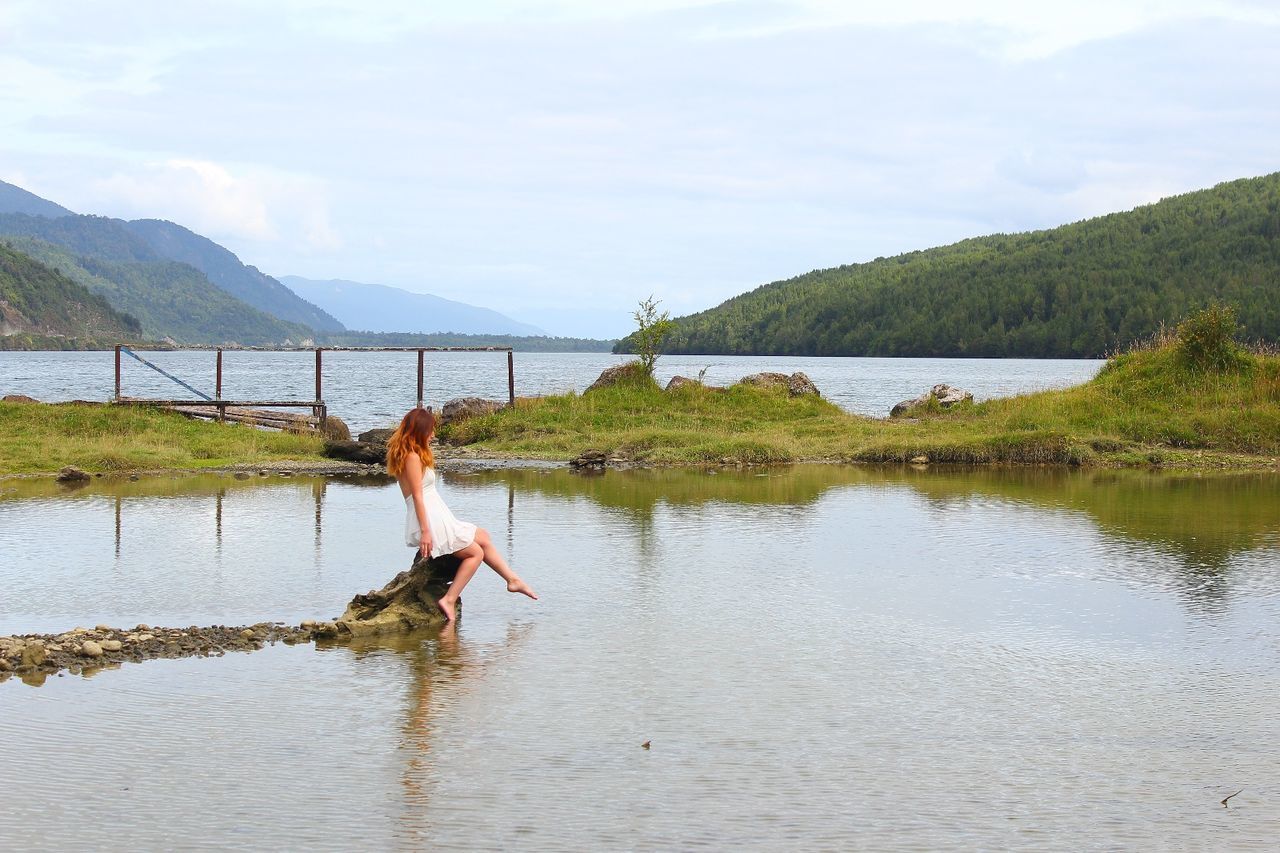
[56,466,91,483]
[322,440,386,465]
[440,397,504,426]
[585,361,652,393]
[786,372,820,397]
[358,427,395,446]
[2,394,38,403]
[318,416,351,442]
[322,555,462,636]
[890,384,975,418]
[739,372,790,389]
[569,449,608,470]
[665,375,699,391]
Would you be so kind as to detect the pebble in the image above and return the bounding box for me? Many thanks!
[80,641,104,658]
[100,640,123,652]
[239,629,256,640]
[134,634,155,642]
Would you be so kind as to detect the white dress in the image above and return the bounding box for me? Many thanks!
[404,466,478,558]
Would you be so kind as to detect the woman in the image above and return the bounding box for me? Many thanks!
[385,407,537,621]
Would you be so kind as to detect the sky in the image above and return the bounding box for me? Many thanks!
[2,1,1278,338]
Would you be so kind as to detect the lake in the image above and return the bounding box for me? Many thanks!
[0,350,1103,431]
[2,466,1277,849]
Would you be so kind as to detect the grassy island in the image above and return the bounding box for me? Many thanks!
[445,314,1280,469]
[0,402,322,475]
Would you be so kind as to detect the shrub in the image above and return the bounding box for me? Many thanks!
[1175,305,1249,372]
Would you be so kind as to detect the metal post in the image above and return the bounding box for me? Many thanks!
[215,349,225,422]
[315,348,325,426]
[114,345,122,401]
[417,349,425,409]
[507,351,515,406]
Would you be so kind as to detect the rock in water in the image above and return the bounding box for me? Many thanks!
[56,466,91,483]
[322,555,462,636]
[440,397,504,426]
[80,641,104,658]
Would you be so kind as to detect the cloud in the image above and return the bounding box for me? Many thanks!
[91,159,342,251]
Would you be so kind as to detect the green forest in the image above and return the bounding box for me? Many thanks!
[0,243,142,348]
[618,173,1280,358]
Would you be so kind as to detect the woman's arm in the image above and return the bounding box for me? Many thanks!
[403,452,433,558]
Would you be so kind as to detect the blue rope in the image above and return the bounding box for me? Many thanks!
[120,347,212,401]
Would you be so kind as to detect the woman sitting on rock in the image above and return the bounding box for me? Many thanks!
[385,407,537,621]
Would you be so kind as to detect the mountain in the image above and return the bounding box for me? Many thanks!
[124,219,344,332]
[0,179,73,218]
[317,329,616,352]
[617,173,1280,359]
[279,276,545,336]
[0,242,142,347]
[3,236,315,346]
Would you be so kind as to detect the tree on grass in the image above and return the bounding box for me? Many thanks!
[632,295,675,375]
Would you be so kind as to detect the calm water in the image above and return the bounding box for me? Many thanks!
[1,467,1278,849]
[0,350,1102,431]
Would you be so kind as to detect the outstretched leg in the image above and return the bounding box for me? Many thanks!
[474,527,538,600]
[438,542,483,622]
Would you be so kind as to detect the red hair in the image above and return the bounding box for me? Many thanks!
[385,407,436,475]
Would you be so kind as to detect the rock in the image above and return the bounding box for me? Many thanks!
[20,642,47,668]
[301,619,317,629]
[2,394,38,403]
[329,555,461,636]
[910,455,929,465]
[357,428,395,446]
[786,372,820,397]
[585,361,652,393]
[0,658,11,672]
[322,440,386,464]
[665,375,698,391]
[890,383,974,418]
[100,640,123,652]
[239,629,256,640]
[95,623,111,632]
[318,416,351,442]
[569,450,608,469]
[233,472,251,480]
[739,372,790,389]
[80,641,104,658]
[56,466,91,483]
[440,397,504,426]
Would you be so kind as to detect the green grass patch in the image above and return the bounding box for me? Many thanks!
[440,349,1280,469]
[0,402,324,474]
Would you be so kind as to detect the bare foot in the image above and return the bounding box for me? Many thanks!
[436,596,458,622]
[507,578,539,600]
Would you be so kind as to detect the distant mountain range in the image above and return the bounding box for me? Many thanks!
[0,178,558,348]
[618,172,1280,358]
[278,276,545,336]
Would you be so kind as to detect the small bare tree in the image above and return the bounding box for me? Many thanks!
[632,295,675,375]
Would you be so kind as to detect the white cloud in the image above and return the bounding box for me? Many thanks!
[90,159,342,251]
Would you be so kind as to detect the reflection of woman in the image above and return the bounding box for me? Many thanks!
[385,407,537,621]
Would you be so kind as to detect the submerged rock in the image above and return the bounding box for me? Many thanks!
[56,466,91,483]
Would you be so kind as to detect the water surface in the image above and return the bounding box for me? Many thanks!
[1,466,1277,849]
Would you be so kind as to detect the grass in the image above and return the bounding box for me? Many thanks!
[442,344,1280,469]
[0,402,324,474]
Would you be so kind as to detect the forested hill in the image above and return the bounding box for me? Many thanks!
[0,243,142,347]
[619,173,1280,358]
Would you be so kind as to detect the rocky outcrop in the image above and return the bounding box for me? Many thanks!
[440,397,504,426]
[56,465,91,483]
[739,372,821,397]
[890,384,974,417]
[322,439,387,464]
[320,555,462,636]
[787,372,820,397]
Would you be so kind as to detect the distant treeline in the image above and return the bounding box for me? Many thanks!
[318,331,617,352]
[617,173,1280,358]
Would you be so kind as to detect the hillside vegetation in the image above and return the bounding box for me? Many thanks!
[0,243,142,348]
[619,173,1280,358]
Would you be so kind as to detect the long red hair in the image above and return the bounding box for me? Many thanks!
[385,407,435,475]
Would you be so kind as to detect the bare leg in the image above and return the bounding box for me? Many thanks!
[438,542,483,622]
[474,528,538,600]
